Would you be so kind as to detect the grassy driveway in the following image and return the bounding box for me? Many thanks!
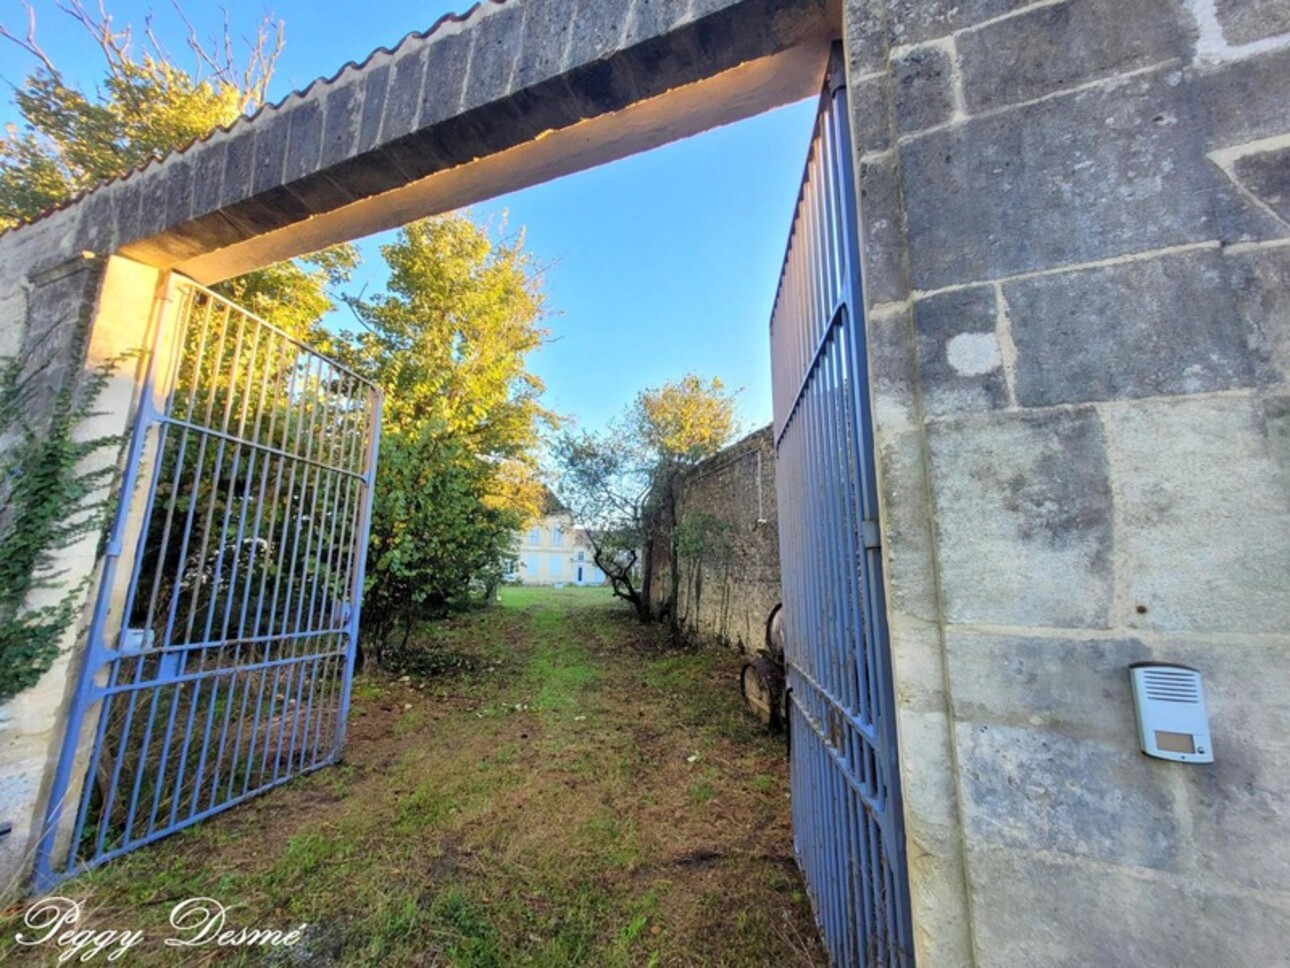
[3,587,823,966]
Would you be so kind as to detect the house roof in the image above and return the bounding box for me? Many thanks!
[542,487,569,516]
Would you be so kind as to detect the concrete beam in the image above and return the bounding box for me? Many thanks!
[177,41,830,283]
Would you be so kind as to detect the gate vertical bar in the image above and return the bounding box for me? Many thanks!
[770,46,914,965]
[335,385,382,755]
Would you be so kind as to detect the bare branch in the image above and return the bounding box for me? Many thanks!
[222,8,232,79]
[167,0,224,82]
[245,17,285,109]
[0,2,60,79]
[143,11,176,69]
[45,0,152,120]
[17,0,281,116]
[54,0,131,78]
[339,287,383,340]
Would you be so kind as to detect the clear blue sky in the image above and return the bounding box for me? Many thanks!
[0,0,818,433]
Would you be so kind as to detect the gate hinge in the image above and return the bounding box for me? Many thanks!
[826,41,847,96]
[861,520,881,549]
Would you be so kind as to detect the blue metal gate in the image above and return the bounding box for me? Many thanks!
[770,53,914,965]
[35,278,381,890]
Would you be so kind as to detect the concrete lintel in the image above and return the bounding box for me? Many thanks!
[171,42,831,283]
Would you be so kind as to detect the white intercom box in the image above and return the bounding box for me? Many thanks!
[1129,663,1213,764]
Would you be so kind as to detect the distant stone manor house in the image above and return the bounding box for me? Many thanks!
[509,494,605,586]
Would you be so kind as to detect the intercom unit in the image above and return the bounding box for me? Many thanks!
[1130,663,1213,764]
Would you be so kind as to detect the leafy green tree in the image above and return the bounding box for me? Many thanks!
[0,0,355,337]
[328,215,555,656]
[552,425,653,616]
[553,374,740,621]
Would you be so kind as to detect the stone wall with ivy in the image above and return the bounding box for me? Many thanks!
[0,253,107,891]
[649,425,780,653]
[0,251,153,897]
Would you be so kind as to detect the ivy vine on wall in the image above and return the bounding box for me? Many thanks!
[0,353,129,704]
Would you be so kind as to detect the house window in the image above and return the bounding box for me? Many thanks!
[575,551,585,562]
[528,527,541,545]
[549,554,562,576]
[552,526,564,546]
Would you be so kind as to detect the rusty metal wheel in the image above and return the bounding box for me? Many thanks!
[740,652,785,733]
[764,602,784,661]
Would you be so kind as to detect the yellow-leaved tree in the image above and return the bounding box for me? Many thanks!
[634,374,740,462]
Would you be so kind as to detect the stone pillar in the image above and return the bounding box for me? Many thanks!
[844,0,1290,963]
[0,256,163,897]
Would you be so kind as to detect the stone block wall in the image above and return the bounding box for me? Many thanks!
[844,0,1290,963]
[649,426,781,652]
